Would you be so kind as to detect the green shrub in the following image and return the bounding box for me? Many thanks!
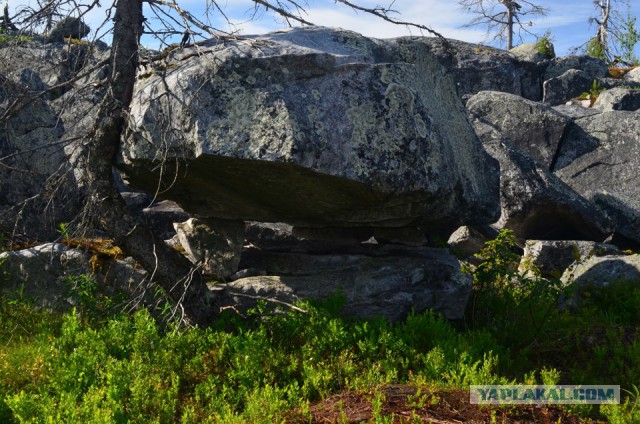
[535,31,554,57]
[586,36,607,60]
[465,229,563,349]
[0,33,33,45]
[2,229,640,422]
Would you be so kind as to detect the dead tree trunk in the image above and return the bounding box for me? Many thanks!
[84,0,213,326]
[506,4,514,49]
[596,0,612,59]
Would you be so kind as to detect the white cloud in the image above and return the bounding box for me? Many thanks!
[228,3,488,45]
[3,0,639,56]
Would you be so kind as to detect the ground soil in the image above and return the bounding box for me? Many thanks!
[287,384,603,423]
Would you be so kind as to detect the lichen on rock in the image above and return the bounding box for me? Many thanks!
[121,27,500,234]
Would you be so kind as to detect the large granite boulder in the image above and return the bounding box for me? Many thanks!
[555,111,640,244]
[0,37,110,241]
[473,121,612,241]
[120,27,500,236]
[548,105,602,171]
[467,91,570,169]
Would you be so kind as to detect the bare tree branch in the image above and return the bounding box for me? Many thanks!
[335,0,445,39]
[459,0,547,49]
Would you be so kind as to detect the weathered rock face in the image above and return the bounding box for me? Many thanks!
[0,74,81,239]
[120,27,499,235]
[467,91,570,169]
[625,67,640,83]
[544,56,608,81]
[447,225,494,260]
[419,38,543,101]
[561,254,640,287]
[0,38,109,241]
[546,104,605,172]
[592,87,640,112]
[0,243,151,310]
[222,244,472,321]
[7,27,640,321]
[552,103,601,120]
[543,69,595,106]
[0,40,99,95]
[555,111,640,244]
[521,240,620,279]
[473,121,612,241]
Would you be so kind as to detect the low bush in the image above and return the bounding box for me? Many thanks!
[1,230,639,422]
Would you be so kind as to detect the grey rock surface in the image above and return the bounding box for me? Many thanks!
[141,200,190,239]
[510,42,555,63]
[592,87,640,111]
[0,40,97,94]
[467,91,570,169]
[553,103,601,119]
[544,56,608,81]
[521,240,620,279]
[551,122,601,171]
[624,66,640,83]
[121,27,500,235]
[223,245,472,321]
[555,111,640,244]
[447,225,494,260]
[473,120,612,241]
[0,243,150,310]
[0,39,109,242]
[543,69,597,106]
[0,74,81,240]
[598,77,640,91]
[561,254,640,286]
[421,38,543,101]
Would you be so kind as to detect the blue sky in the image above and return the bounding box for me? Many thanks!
[6,0,640,57]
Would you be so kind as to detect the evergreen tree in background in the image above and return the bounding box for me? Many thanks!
[587,0,639,64]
